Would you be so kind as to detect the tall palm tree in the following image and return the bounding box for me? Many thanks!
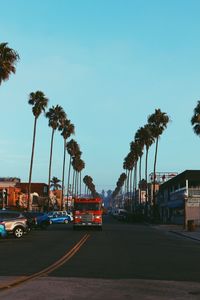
[50,176,62,191]
[59,119,75,210]
[191,101,200,136]
[148,109,169,210]
[71,155,84,197]
[124,152,135,211]
[0,42,19,85]
[77,158,85,196]
[66,139,81,200]
[130,140,143,204]
[46,105,66,200]
[112,173,127,207]
[135,128,145,203]
[138,124,154,205]
[28,91,48,209]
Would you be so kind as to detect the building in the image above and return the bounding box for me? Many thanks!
[157,170,200,226]
[0,179,49,210]
[16,182,48,197]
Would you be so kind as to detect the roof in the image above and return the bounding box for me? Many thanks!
[159,170,200,191]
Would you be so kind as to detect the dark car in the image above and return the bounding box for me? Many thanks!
[23,212,50,230]
[117,210,128,221]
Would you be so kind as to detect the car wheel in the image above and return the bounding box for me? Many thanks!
[64,219,68,224]
[13,227,24,238]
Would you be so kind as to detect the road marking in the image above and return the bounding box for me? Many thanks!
[0,233,90,291]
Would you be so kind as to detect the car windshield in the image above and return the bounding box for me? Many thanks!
[74,203,101,211]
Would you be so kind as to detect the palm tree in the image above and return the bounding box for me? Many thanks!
[130,140,143,204]
[112,173,127,207]
[123,152,135,211]
[71,155,84,197]
[28,91,49,209]
[50,176,62,191]
[46,105,66,200]
[0,42,20,85]
[135,128,145,203]
[148,109,169,210]
[59,119,75,210]
[77,158,85,196]
[137,124,155,205]
[66,139,81,200]
[83,175,93,196]
[191,101,200,136]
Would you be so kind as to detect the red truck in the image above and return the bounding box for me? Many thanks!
[73,197,103,230]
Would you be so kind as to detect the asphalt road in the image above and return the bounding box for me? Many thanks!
[1,215,200,299]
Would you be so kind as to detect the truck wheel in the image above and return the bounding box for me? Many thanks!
[13,226,24,238]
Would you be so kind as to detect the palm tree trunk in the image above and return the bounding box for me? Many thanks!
[76,172,79,197]
[72,169,75,198]
[80,172,81,196]
[28,117,37,210]
[130,169,133,212]
[139,156,142,204]
[145,146,149,205]
[125,169,128,207]
[127,171,130,210]
[66,155,72,209]
[153,137,159,208]
[75,172,78,197]
[61,139,66,210]
[48,129,55,209]
[134,162,137,206]
[84,184,86,196]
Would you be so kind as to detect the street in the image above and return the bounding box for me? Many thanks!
[1,215,200,299]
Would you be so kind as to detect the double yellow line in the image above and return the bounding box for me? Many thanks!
[0,233,90,291]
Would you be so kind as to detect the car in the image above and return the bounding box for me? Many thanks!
[23,211,50,230]
[48,211,71,224]
[117,210,128,221]
[0,210,29,238]
[0,223,7,238]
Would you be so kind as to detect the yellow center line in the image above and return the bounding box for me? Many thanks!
[0,233,90,291]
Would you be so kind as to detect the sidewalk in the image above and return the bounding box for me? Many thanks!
[153,224,200,242]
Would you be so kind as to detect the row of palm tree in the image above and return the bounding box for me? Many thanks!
[28,92,88,210]
[83,175,99,197]
[112,173,127,200]
[113,108,169,215]
[1,42,172,214]
[0,42,88,210]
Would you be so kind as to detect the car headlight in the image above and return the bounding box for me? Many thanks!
[95,215,101,219]
[75,215,82,219]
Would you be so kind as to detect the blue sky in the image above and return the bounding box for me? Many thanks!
[0,0,200,192]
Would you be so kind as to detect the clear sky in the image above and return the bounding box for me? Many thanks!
[0,0,200,193]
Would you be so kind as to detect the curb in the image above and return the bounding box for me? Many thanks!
[169,230,200,242]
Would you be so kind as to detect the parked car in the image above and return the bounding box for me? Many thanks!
[0,210,29,238]
[117,210,128,221]
[47,211,71,224]
[23,212,50,230]
[0,223,7,238]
